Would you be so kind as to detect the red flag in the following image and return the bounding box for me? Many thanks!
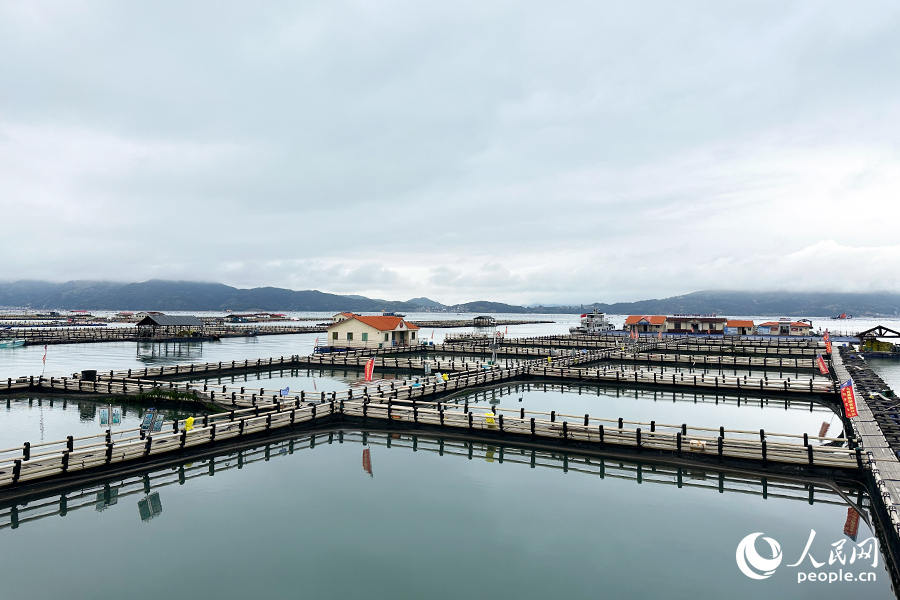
[818,422,830,437]
[825,340,832,355]
[840,379,858,418]
[843,508,860,541]
[657,331,662,340]
[42,345,47,363]
[362,448,372,477]
[816,353,829,375]
[364,357,375,382]
[824,330,830,342]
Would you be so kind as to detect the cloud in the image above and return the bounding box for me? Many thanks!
[0,1,898,304]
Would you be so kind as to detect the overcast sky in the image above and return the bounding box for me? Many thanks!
[1,1,898,305]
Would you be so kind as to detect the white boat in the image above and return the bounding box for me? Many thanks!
[569,311,615,334]
[0,339,25,348]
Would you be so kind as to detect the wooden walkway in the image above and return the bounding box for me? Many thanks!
[0,383,862,491]
[408,319,553,328]
[2,337,835,402]
[449,334,825,355]
[0,324,326,345]
[434,344,816,369]
[0,332,863,493]
[0,428,867,530]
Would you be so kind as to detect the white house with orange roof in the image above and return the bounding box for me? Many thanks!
[325,315,420,348]
[624,315,667,333]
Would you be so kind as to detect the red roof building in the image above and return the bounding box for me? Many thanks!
[326,314,420,348]
[624,315,667,333]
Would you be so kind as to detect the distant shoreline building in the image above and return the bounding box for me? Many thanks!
[724,320,755,335]
[622,315,815,337]
[756,320,812,336]
[665,316,727,335]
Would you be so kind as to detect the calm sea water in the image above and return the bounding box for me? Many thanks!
[0,315,895,599]
[868,359,900,395]
[0,429,890,600]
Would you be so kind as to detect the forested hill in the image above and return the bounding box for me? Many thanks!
[0,281,897,317]
[0,280,417,313]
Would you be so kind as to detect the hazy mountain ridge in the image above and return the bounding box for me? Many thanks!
[0,281,898,316]
[0,280,418,313]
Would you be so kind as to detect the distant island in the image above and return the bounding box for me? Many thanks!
[0,280,898,317]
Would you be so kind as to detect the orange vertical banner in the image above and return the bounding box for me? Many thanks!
[840,379,858,418]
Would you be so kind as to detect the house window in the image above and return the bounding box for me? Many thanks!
[384,333,389,341]
[332,332,338,340]
[362,333,368,341]
[411,332,415,339]
[347,332,353,340]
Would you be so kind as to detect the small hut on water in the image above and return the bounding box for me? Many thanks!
[136,314,205,339]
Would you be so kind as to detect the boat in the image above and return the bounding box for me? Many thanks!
[0,339,25,348]
[569,310,615,334]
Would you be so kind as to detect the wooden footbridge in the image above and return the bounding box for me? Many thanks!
[0,324,325,345]
[0,428,870,531]
[0,383,863,493]
[2,337,835,402]
[0,332,861,495]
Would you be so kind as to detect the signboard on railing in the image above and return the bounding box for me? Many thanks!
[140,411,155,431]
[152,415,165,432]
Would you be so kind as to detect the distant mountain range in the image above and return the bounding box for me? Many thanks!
[0,280,898,317]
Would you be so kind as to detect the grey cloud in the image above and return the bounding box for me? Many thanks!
[0,1,898,304]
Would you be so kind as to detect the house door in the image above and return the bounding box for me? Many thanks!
[780,325,790,336]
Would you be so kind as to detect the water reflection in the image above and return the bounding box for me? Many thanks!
[135,340,210,365]
[0,429,870,532]
[1,395,204,448]
[0,427,892,599]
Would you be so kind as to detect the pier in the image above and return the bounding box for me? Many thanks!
[0,323,326,345]
[0,428,869,530]
[408,318,554,328]
[0,333,863,492]
[3,328,899,577]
